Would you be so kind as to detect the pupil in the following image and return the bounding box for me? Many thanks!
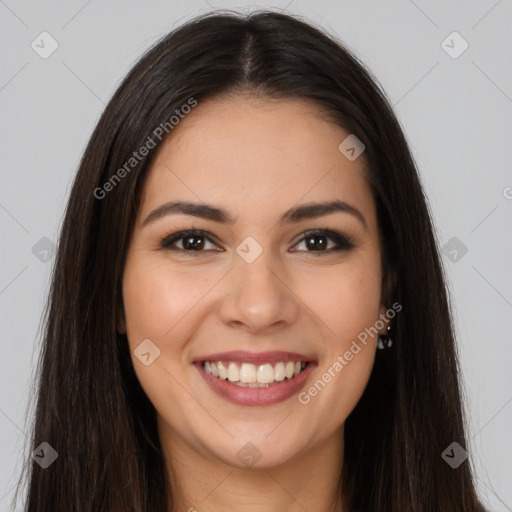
[307,235,326,250]
[184,236,204,250]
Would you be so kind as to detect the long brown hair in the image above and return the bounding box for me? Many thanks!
[14,10,485,511]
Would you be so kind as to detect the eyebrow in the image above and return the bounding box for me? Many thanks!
[142,199,367,229]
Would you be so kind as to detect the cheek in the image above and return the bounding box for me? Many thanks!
[301,259,382,345]
[121,259,203,418]
[296,255,381,412]
[310,348,375,430]
[122,258,212,345]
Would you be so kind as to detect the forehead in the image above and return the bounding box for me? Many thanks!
[139,96,376,227]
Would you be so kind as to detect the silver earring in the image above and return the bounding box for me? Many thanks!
[377,325,393,350]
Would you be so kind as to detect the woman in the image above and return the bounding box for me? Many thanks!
[15,9,486,512]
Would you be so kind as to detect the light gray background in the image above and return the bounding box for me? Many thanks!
[1,1,511,510]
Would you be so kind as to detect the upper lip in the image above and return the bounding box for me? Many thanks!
[193,350,316,366]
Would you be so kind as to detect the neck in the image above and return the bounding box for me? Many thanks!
[159,420,345,512]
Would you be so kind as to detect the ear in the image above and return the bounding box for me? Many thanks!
[378,267,398,335]
[376,303,390,336]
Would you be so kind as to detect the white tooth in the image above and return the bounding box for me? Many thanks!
[240,363,257,383]
[274,362,285,381]
[285,362,294,378]
[218,361,228,380]
[227,362,240,382]
[257,363,275,384]
[210,360,304,382]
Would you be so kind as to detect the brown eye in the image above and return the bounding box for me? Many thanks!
[292,229,355,253]
[161,230,221,253]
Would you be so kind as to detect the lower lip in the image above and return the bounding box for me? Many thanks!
[195,362,316,406]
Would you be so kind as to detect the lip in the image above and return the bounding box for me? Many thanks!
[193,350,315,366]
[195,357,317,407]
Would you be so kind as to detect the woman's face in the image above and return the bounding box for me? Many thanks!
[121,96,388,469]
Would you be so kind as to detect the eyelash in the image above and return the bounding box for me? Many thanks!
[159,228,355,255]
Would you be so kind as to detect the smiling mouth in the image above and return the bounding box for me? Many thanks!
[202,360,308,388]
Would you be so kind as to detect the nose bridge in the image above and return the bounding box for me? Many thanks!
[218,242,298,332]
[237,248,279,293]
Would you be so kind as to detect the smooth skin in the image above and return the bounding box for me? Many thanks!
[120,96,390,512]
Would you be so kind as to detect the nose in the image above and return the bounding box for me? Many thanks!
[217,249,300,335]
